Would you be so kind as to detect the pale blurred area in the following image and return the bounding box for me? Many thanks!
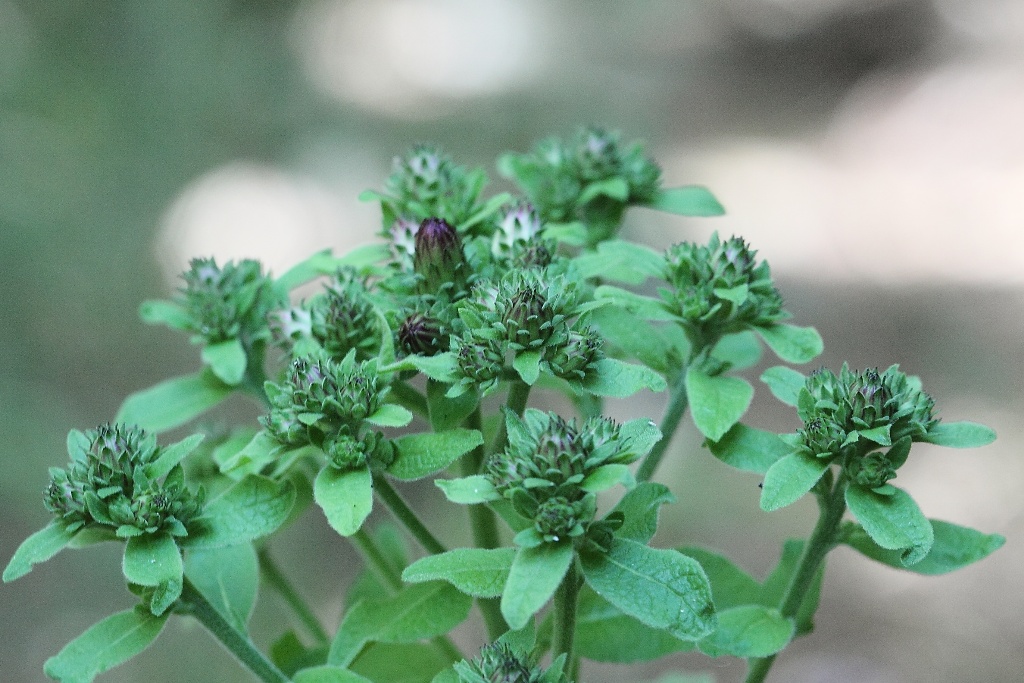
[2,1,1022,681]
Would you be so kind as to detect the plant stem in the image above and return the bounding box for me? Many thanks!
[240,342,272,409]
[744,471,850,683]
[636,370,689,482]
[488,380,532,457]
[389,380,430,419]
[350,527,403,593]
[180,577,289,683]
[552,562,581,671]
[373,474,448,555]
[257,546,330,646]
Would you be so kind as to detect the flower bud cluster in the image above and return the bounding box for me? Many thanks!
[180,257,282,345]
[309,268,379,360]
[663,233,785,339]
[491,202,544,261]
[454,641,570,683]
[43,424,203,538]
[383,145,486,231]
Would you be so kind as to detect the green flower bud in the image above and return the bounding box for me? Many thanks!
[546,326,603,380]
[310,268,379,359]
[799,417,847,459]
[496,270,579,353]
[454,642,540,683]
[452,331,505,388]
[849,450,899,490]
[180,257,282,345]
[324,430,392,472]
[492,202,543,259]
[383,145,485,228]
[397,310,447,356]
[534,495,590,543]
[573,126,622,182]
[414,217,467,296]
[621,143,661,203]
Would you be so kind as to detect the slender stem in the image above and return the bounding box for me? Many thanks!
[257,546,330,646]
[389,380,430,419]
[636,370,689,482]
[239,342,272,409]
[744,471,850,683]
[488,380,532,457]
[180,577,289,683]
[350,527,403,593]
[373,475,448,555]
[552,561,581,675]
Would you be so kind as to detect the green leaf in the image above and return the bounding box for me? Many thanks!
[760,539,823,636]
[580,463,634,493]
[409,353,460,383]
[501,543,574,629]
[619,418,664,458]
[698,605,793,658]
[590,306,683,376]
[575,587,694,663]
[314,466,374,537]
[294,665,373,683]
[712,284,749,307]
[115,370,233,433]
[426,380,478,432]
[139,299,191,331]
[183,475,296,548]
[541,221,588,247]
[44,608,169,683]
[365,404,414,428]
[923,421,997,448]
[435,475,500,504]
[201,338,248,386]
[122,533,183,615]
[644,186,725,216]
[685,367,753,442]
[575,240,664,285]
[678,546,762,609]
[581,358,667,398]
[760,366,806,407]
[579,176,630,204]
[707,424,794,475]
[580,538,716,641]
[843,519,1005,575]
[352,642,452,683]
[754,324,823,364]
[609,483,675,544]
[594,285,678,322]
[402,548,515,598]
[220,429,284,477]
[328,582,471,667]
[760,452,829,511]
[276,245,390,291]
[389,429,484,480]
[184,544,259,632]
[845,484,934,566]
[146,433,204,481]
[3,522,78,582]
[711,331,762,371]
[512,350,543,385]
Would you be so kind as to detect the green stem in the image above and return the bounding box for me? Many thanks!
[488,380,532,457]
[350,528,403,593]
[373,475,448,555]
[744,471,849,683]
[180,577,289,683]
[552,561,581,676]
[636,370,689,482]
[240,342,271,409]
[389,380,430,419]
[257,546,330,646]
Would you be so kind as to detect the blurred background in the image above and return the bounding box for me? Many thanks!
[2,1,1022,681]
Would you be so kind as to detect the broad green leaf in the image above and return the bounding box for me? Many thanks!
[184,544,259,632]
[619,418,664,458]
[138,299,191,331]
[760,366,806,407]
[698,605,793,658]
[389,429,484,480]
[685,367,753,442]
[707,424,794,475]
[426,380,478,432]
[115,370,232,433]
[542,221,588,246]
[845,484,933,566]
[512,349,543,385]
[294,665,373,683]
[575,240,664,285]
[501,543,574,629]
[402,548,515,598]
[581,358,667,398]
[409,353,460,383]
[220,429,283,476]
[3,522,78,582]
[760,452,829,511]
[760,539,823,636]
[580,463,634,493]
[183,475,296,548]
[922,421,997,448]
[314,466,374,537]
[201,338,247,385]
[645,186,725,216]
[590,306,682,376]
[147,433,204,481]
[610,482,675,544]
[575,587,694,663]
[711,331,762,371]
[435,475,500,504]
[594,285,678,322]
[352,642,453,683]
[579,176,630,204]
[754,324,823,364]
[123,533,183,615]
[277,245,389,291]
[365,404,414,428]
[844,519,1002,575]
[679,546,761,609]
[44,608,169,683]
[329,582,472,667]
[581,539,716,641]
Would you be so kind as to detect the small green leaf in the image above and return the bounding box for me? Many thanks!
[314,466,373,537]
[712,284,749,307]
[402,548,515,598]
[754,324,824,364]
[512,350,543,385]
[122,533,183,615]
[644,186,725,216]
[579,176,630,204]
[843,519,1005,575]
[426,380,478,432]
[365,404,414,428]
[760,366,806,407]
[923,421,997,448]
[409,353,460,383]
[220,429,284,477]
[294,665,373,683]
[575,587,694,663]
[3,522,78,582]
[581,538,716,641]
[201,338,248,386]
[184,544,259,632]
[858,425,891,446]
[678,546,762,609]
[581,358,667,397]
[353,642,453,683]
[389,429,484,480]
[698,605,793,658]
[685,367,753,442]
[708,424,794,475]
[139,299,191,331]
[575,240,664,285]
[435,475,500,504]
[542,222,588,247]
[115,370,233,433]
[594,285,678,321]
[501,543,574,629]
[845,484,934,566]
[580,463,634,493]
[711,331,762,371]
[609,483,675,544]
[146,433,204,481]
[183,475,297,549]
[760,452,829,511]
[44,608,169,683]
[590,306,682,376]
